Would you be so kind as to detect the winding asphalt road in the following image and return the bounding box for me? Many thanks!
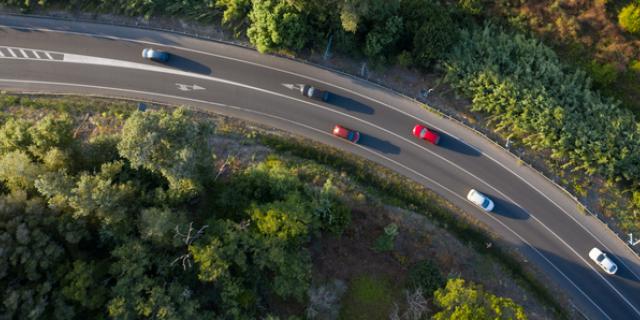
[1,15,640,319]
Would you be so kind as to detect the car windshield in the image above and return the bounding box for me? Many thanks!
[420,128,428,138]
[482,198,491,208]
[596,254,605,262]
[347,131,354,141]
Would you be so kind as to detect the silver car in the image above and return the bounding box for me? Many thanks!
[589,247,617,275]
[142,48,170,62]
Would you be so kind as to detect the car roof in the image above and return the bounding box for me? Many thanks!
[333,125,348,137]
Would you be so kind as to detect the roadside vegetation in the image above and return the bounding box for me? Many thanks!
[3,0,640,249]
[0,94,561,319]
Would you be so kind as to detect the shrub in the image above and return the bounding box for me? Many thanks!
[373,223,399,252]
[619,2,640,36]
[306,280,347,320]
[587,60,619,88]
[313,178,351,235]
[407,260,445,296]
[340,276,395,320]
[433,278,527,320]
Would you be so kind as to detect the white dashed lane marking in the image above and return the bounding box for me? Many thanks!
[0,46,62,61]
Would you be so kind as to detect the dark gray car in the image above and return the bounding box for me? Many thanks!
[301,85,330,102]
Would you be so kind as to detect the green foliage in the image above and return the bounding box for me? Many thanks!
[251,192,313,241]
[411,3,458,69]
[81,134,120,172]
[27,113,75,160]
[340,275,395,320]
[313,178,351,234]
[619,2,640,36]
[0,191,87,319]
[247,0,310,53]
[0,118,33,155]
[138,207,187,246]
[107,240,205,319]
[216,0,251,25]
[373,222,398,252]
[444,24,640,189]
[217,156,302,213]
[0,150,45,192]
[339,0,400,33]
[458,0,484,15]
[433,278,527,320]
[364,15,403,62]
[118,108,214,200]
[60,260,108,310]
[407,260,445,296]
[587,60,619,88]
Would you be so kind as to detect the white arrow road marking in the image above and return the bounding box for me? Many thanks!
[281,83,303,91]
[176,83,205,91]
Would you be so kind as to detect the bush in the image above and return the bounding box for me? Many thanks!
[373,223,399,252]
[340,276,395,320]
[306,280,347,320]
[407,260,445,296]
[587,60,619,88]
[433,278,527,320]
[619,2,640,36]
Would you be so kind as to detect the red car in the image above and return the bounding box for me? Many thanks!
[412,124,440,145]
[332,125,360,143]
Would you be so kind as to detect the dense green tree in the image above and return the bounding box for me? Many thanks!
[0,118,33,155]
[118,108,214,200]
[0,150,45,192]
[250,192,314,241]
[0,191,86,319]
[216,0,251,25]
[247,0,310,53]
[410,2,458,69]
[433,278,527,320]
[339,0,400,33]
[364,15,403,61]
[107,240,205,320]
[59,260,108,311]
[27,113,75,160]
[138,207,187,246]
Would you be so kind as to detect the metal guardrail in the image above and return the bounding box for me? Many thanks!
[3,10,639,261]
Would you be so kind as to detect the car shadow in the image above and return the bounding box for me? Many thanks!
[167,53,212,75]
[489,196,530,220]
[606,254,639,281]
[326,93,375,115]
[358,134,401,154]
[437,135,482,157]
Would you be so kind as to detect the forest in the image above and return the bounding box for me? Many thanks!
[0,96,536,319]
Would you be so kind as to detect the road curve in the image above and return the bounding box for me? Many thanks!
[1,15,640,319]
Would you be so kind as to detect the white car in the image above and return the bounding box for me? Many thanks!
[589,247,617,275]
[466,189,495,212]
